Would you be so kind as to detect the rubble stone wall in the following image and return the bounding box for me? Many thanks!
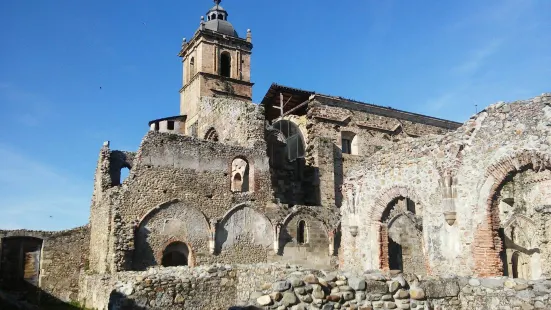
[78,263,551,310]
[101,131,276,271]
[0,226,89,302]
[196,96,264,148]
[340,93,551,277]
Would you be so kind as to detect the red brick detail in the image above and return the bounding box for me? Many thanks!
[379,225,389,271]
[372,186,424,271]
[473,150,551,277]
[156,237,196,267]
[373,186,422,222]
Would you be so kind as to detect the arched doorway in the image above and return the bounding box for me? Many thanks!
[161,242,189,267]
[379,196,425,275]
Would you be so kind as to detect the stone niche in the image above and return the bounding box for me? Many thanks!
[133,201,210,270]
[215,205,273,264]
[231,157,250,192]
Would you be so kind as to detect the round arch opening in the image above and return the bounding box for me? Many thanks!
[161,242,190,267]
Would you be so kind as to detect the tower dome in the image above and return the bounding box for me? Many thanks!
[202,0,239,37]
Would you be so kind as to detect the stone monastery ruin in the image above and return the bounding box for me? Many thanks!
[1,1,551,309]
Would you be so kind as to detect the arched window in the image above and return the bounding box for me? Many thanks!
[270,120,305,164]
[211,14,217,20]
[218,14,223,20]
[190,57,195,77]
[341,131,359,155]
[511,251,519,278]
[406,198,416,214]
[220,52,231,78]
[161,242,189,267]
[231,158,249,192]
[204,127,219,142]
[388,237,403,271]
[297,220,307,244]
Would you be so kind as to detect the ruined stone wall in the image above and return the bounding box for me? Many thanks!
[303,97,460,209]
[78,263,551,310]
[497,169,551,279]
[108,131,274,270]
[88,144,135,274]
[197,96,264,148]
[272,212,331,269]
[0,226,89,302]
[340,93,551,277]
[39,226,90,302]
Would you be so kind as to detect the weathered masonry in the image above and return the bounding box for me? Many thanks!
[1,1,550,309]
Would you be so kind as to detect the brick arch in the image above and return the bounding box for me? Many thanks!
[372,186,427,273]
[133,200,210,270]
[474,150,551,277]
[373,186,423,222]
[156,237,196,267]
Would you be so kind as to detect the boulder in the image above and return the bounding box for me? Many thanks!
[420,278,460,298]
[273,280,291,292]
[282,292,299,307]
[256,295,272,306]
[349,277,367,291]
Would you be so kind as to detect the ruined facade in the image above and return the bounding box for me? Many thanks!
[1,1,550,309]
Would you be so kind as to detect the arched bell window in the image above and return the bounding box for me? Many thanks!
[220,52,231,78]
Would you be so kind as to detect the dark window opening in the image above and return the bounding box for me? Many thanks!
[190,57,195,77]
[342,138,352,154]
[167,121,175,130]
[211,14,217,20]
[511,252,519,278]
[220,52,231,78]
[406,198,416,214]
[154,122,159,131]
[297,220,307,244]
[218,14,223,20]
[388,237,403,271]
[161,242,189,267]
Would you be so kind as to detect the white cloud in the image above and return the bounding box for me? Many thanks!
[452,39,504,76]
[0,144,91,231]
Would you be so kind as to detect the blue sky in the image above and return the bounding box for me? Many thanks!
[0,0,550,231]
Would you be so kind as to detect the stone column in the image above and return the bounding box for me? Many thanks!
[209,219,219,254]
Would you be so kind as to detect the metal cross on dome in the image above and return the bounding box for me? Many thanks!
[214,0,221,4]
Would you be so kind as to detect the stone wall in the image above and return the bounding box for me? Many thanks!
[96,130,278,271]
[0,226,90,302]
[78,263,551,310]
[196,96,265,148]
[340,93,551,277]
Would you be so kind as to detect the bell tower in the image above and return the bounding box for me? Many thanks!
[178,0,253,127]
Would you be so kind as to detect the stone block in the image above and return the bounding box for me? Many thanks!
[349,277,367,291]
[420,279,459,298]
[366,280,389,294]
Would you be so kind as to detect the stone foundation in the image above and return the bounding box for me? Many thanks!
[78,263,551,310]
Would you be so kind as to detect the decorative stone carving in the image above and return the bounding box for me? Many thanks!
[444,212,457,226]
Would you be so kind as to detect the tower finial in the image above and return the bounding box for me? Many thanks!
[214,0,221,5]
